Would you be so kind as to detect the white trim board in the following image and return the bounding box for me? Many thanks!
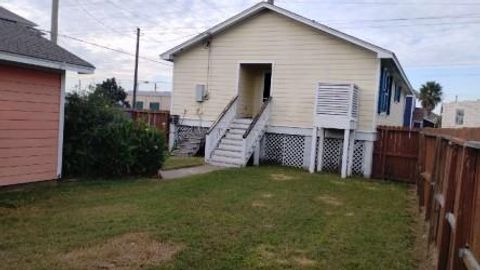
[56,71,66,178]
[0,51,95,74]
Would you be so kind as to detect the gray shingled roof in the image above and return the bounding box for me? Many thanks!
[0,6,36,26]
[0,6,94,70]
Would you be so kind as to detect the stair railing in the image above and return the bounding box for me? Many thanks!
[242,97,272,163]
[205,96,238,161]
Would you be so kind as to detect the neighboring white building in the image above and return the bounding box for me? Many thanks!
[442,100,480,128]
[160,2,415,178]
[126,91,171,111]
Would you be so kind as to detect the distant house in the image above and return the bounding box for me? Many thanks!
[412,108,439,128]
[442,100,480,128]
[126,91,171,111]
[161,1,415,178]
[0,7,94,186]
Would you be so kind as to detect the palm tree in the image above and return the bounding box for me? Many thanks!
[419,81,443,115]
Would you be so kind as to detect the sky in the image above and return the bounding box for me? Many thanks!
[1,0,480,106]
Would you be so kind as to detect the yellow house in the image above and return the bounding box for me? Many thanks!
[161,1,414,178]
[126,91,171,111]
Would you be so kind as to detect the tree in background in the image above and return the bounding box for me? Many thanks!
[419,81,443,115]
[92,77,130,108]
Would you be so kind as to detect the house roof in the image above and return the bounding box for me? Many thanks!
[127,90,171,97]
[0,6,36,26]
[160,1,413,93]
[0,7,94,74]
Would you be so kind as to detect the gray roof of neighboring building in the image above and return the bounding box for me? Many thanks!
[0,6,94,70]
[127,91,171,97]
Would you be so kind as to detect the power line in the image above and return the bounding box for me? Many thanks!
[37,28,171,66]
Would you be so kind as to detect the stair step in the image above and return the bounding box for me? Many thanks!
[233,118,253,125]
[229,128,246,135]
[230,123,250,129]
[210,155,243,166]
[225,133,243,140]
[208,160,242,168]
[214,149,242,158]
[221,138,242,146]
[218,144,242,152]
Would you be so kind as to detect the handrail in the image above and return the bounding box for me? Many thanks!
[206,95,238,135]
[243,97,272,139]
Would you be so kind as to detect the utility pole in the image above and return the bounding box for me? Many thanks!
[51,0,59,44]
[132,27,140,109]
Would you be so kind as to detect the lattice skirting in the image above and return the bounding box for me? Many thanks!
[176,125,208,141]
[321,138,365,176]
[262,132,366,175]
[261,133,305,168]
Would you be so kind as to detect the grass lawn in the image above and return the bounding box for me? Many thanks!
[162,156,204,170]
[0,167,416,270]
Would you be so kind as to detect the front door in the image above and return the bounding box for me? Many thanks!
[263,72,272,102]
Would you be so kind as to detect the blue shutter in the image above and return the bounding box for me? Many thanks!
[386,75,393,115]
[377,68,385,114]
[403,96,413,127]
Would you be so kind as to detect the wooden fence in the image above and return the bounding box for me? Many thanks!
[372,126,420,183]
[417,128,480,270]
[126,110,170,144]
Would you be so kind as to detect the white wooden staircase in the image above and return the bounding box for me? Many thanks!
[205,96,272,168]
[209,118,252,167]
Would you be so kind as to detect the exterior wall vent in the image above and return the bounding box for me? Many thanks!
[195,84,206,102]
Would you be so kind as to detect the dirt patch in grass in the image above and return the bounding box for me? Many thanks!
[252,201,267,208]
[316,195,343,206]
[270,173,295,181]
[261,193,273,198]
[292,255,316,267]
[60,232,182,269]
[255,245,316,268]
[410,188,436,270]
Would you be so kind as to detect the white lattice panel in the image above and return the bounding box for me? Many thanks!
[352,141,364,176]
[322,138,343,172]
[177,125,207,142]
[263,133,305,168]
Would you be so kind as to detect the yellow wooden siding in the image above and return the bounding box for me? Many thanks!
[376,82,407,127]
[171,10,379,132]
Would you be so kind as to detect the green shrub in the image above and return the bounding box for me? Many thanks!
[63,92,164,178]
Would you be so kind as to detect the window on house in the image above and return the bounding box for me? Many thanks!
[455,109,464,125]
[377,68,393,115]
[134,101,144,110]
[149,102,160,111]
[394,84,402,103]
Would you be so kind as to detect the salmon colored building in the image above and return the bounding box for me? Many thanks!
[0,7,94,186]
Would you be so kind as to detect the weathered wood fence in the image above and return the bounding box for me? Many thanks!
[417,128,480,270]
[372,126,420,183]
[126,110,170,144]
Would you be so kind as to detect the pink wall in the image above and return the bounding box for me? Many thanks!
[0,64,61,186]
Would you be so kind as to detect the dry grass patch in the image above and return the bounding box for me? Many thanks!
[255,245,316,268]
[60,232,182,270]
[261,193,273,198]
[270,173,295,181]
[252,201,267,208]
[316,195,343,206]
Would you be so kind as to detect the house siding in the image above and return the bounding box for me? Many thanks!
[377,86,407,126]
[0,64,61,186]
[442,101,480,128]
[171,10,379,132]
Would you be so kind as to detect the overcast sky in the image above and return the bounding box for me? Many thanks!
[2,0,480,104]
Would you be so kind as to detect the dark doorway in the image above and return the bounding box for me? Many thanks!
[263,72,271,101]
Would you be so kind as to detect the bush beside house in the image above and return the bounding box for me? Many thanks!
[63,79,164,178]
